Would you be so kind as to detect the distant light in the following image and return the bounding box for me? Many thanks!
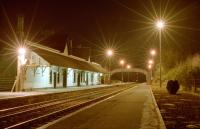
[156,20,165,29]
[127,65,131,69]
[106,49,113,57]
[150,49,156,56]
[148,59,154,65]
[148,64,152,69]
[18,48,26,55]
[119,60,125,65]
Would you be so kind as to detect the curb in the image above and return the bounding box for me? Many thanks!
[148,85,167,129]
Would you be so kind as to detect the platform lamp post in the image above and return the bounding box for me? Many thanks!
[126,64,131,82]
[148,64,152,84]
[119,59,125,82]
[149,49,156,82]
[156,20,165,87]
[106,49,113,84]
[148,59,154,82]
[16,47,27,91]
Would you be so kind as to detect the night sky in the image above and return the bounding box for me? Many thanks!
[0,0,200,69]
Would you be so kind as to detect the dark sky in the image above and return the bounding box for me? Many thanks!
[0,0,200,69]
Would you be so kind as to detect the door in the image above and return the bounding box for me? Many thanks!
[63,69,67,88]
[77,72,80,86]
[53,72,57,88]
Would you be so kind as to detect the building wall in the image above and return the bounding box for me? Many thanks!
[24,52,52,89]
[24,51,103,90]
[94,72,101,85]
[67,68,77,87]
[87,72,101,85]
[24,67,51,89]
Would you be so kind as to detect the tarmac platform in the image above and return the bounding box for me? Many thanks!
[0,83,166,129]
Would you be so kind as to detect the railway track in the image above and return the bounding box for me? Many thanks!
[0,84,134,129]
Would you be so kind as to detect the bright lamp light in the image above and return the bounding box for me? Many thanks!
[18,48,26,55]
[156,20,165,29]
[148,59,154,65]
[120,60,125,65]
[148,64,152,69]
[18,47,27,65]
[127,65,131,69]
[150,49,156,56]
[106,49,113,57]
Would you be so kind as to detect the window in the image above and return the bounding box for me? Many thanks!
[83,72,85,82]
[73,71,76,83]
[49,70,52,84]
[57,72,60,84]
[91,73,94,82]
[81,72,85,83]
[31,55,35,64]
[80,72,82,82]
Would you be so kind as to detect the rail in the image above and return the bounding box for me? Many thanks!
[0,84,134,129]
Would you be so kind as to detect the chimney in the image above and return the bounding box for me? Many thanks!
[63,42,68,56]
[69,40,73,55]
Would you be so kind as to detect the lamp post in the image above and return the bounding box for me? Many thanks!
[106,49,113,84]
[16,47,27,91]
[148,64,152,84]
[127,64,131,82]
[148,59,154,82]
[156,20,165,87]
[119,60,125,82]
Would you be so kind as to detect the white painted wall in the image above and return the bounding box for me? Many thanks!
[24,52,52,89]
[80,72,86,86]
[24,67,52,89]
[88,72,92,85]
[93,72,101,85]
[67,68,77,87]
[24,52,103,90]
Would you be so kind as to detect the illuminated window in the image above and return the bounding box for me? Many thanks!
[91,73,94,82]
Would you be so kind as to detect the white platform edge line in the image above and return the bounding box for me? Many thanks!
[148,85,167,129]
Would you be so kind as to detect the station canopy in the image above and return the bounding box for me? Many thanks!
[27,42,107,74]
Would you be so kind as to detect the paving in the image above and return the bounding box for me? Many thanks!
[40,83,166,129]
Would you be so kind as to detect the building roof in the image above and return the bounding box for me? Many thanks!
[27,41,107,73]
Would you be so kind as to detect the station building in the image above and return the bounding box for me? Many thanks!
[0,41,107,91]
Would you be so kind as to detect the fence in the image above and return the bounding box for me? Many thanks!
[186,79,200,93]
